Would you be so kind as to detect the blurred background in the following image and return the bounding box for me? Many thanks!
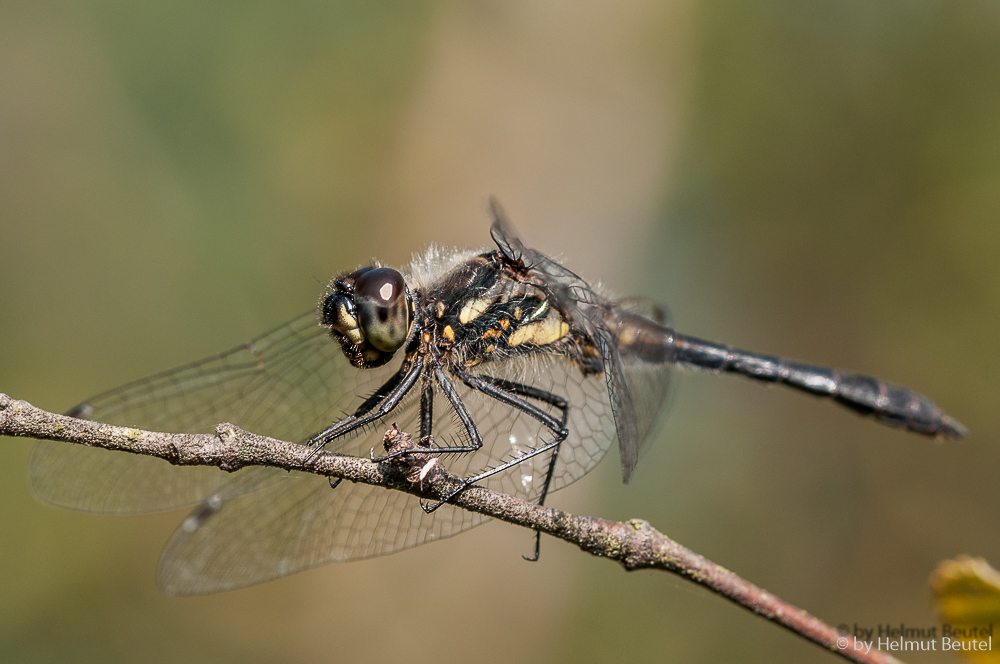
[1,1,997,662]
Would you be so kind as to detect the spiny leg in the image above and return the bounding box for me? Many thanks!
[372,363,484,462]
[419,415,566,514]
[419,369,569,519]
[457,372,570,560]
[375,375,436,463]
[466,375,568,505]
[304,355,424,463]
[351,362,411,419]
[419,375,434,440]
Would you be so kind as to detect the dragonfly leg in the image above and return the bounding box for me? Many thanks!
[419,369,569,539]
[419,375,434,441]
[466,375,568,498]
[456,372,570,560]
[372,363,484,462]
[418,427,565,516]
[304,355,424,462]
[369,377,437,464]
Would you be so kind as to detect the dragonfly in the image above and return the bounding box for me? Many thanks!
[31,201,968,595]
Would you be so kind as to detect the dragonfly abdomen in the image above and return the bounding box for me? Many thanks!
[672,333,968,439]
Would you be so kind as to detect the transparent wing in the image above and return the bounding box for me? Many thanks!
[615,297,672,328]
[157,473,486,595]
[607,298,674,480]
[158,473,488,595]
[156,387,490,594]
[489,205,671,481]
[609,334,673,480]
[461,353,618,496]
[30,312,402,514]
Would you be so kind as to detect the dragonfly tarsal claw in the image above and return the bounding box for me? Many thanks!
[522,532,542,562]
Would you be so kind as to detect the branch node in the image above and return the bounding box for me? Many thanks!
[628,518,650,531]
[215,422,239,443]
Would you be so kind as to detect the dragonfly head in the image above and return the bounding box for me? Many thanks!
[321,266,414,367]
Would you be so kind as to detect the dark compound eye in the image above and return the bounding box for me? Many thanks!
[353,267,411,353]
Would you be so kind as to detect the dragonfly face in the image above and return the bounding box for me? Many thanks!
[320,266,415,368]
[30,202,966,595]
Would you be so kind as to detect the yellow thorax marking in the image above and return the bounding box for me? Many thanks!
[508,311,569,347]
[458,296,497,325]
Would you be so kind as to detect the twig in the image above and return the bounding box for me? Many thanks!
[0,393,901,664]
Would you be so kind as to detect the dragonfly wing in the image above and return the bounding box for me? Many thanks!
[593,332,638,483]
[490,207,673,482]
[614,296,672,327]
[30,444,231,515]
[157,471,488,595]
[31,311,402,514]
[459,353,618,497]
[608,298,675,480]
[156,396,489,595]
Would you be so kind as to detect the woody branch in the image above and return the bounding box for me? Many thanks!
[0,392,902,664]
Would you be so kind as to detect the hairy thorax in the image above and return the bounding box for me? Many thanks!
[414,252,594,373]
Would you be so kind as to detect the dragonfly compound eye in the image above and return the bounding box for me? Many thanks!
[354,267,411,353]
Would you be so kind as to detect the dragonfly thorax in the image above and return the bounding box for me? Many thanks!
[416,254,576,370]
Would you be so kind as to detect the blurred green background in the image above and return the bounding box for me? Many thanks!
[1,1,997,662]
